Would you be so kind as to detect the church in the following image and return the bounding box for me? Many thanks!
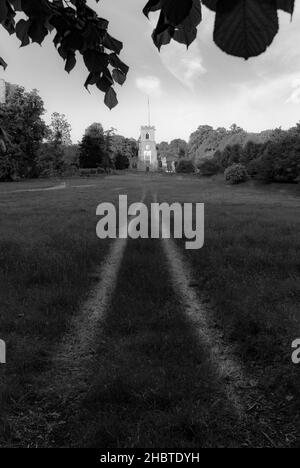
[137,125,158,171]
[133,98,166,172]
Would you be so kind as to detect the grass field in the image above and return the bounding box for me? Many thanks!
[0,174,299,447]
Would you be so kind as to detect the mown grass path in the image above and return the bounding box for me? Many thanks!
[47,194,266,448]
[52,236,249,447]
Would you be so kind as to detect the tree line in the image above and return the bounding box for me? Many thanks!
[1,83,299,184]
[162,124,300,184]
[197,126,300,184]
[0,85,138,181]
[79,123,138,172]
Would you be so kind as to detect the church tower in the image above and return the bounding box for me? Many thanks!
[138,126,158,171]
[137,98,157,171]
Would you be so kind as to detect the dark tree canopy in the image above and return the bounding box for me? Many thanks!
[0,0,296,109]
[79,122,106,168]
[0,85,48,179]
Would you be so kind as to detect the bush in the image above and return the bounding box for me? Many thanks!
[176,159,195,174]
[224,163,249,185]
[197,158,220,176]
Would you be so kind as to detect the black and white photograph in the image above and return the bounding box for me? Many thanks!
[0,0,299,453]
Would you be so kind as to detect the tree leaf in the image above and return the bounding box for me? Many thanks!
[104,87,118,110]
[202,0,218,12]
[96,76,112,93]
[83,49,109,73]
[150,0,201,49]
[84,72,98,91]
[21,0,51,19]
[10,0,23,12]
[0,1,8,23]
[173,0,202,47]
[28,18,48,44]
[143,0,162,17]
[276,0,295,14]
[152,12,174,50]
[161,0,193,26]
[0,57,7,70]
[65,51,76,73]
[103,33,123,54]
[16,19,30,46]
[109,53,129,75]
[112,68,126,85]
[213,0,279,59]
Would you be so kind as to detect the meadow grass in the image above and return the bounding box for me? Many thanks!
[155,176,300,444]
[0,177,133,444]
[0,174,299,447]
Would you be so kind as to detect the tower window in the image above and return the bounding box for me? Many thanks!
[146,133,150,140]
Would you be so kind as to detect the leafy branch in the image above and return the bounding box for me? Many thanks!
[144,0,295,58]
[0,0,296,109]
[0,0,129,109]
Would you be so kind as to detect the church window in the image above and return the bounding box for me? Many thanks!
[146,133,150,140]
[144,150,151,163]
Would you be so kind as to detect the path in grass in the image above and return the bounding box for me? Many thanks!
[49,192,147,393]
[14,185,277,447]
[160,236,246,415]
[48,206,262,447]
[152,193,246,415]
[0,182,67,194]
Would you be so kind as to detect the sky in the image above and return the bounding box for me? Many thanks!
[1,1,300,143]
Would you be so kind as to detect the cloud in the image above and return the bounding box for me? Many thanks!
[144,6,207,89]
[144,9,206,88]
[232,72,300,111]
[160,41,207,89]
[286,78,300,104]
[135,75,162,96]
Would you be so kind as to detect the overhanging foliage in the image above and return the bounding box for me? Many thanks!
[0,0,296,109]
